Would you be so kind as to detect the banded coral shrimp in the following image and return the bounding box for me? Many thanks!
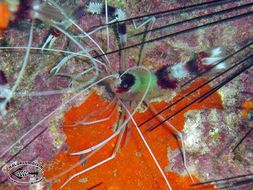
[0,0,252,189]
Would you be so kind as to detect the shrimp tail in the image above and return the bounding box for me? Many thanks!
[156,47,226,89]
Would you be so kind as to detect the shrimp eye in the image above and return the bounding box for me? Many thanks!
[116,73,135,93]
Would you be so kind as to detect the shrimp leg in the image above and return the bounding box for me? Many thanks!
[60,114,127,189]
[64,99,118,127]
[132,16,156,65]
[145,101,194,183]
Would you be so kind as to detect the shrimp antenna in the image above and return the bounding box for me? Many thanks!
[0,46,107,68]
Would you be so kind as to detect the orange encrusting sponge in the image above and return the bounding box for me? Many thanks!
[44,78,222,190]
[241,100,253,119]
[0,2,11,30]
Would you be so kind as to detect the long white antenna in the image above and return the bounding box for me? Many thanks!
[1,21,34,115]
